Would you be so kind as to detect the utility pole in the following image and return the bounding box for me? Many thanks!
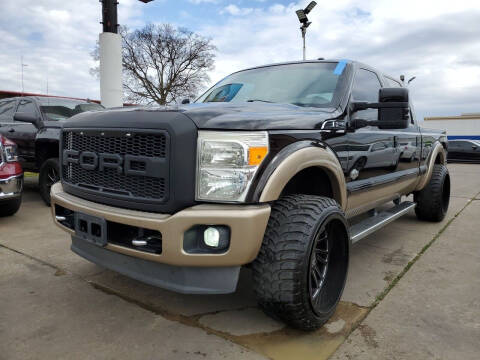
[98,0,155,107]
[21,55,28,94]
[99,0,123,108]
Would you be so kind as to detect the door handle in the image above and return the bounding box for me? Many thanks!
[8,128,15,133]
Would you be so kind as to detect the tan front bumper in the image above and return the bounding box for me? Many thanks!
[51,183,271,267]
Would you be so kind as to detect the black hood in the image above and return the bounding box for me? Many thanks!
[182,102,340,130]
[64,103,341,131]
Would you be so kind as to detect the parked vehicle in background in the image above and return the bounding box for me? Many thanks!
[447,139,480,163]
[50,60,450,331]
[0,135,23,216]
[0,96,104,205]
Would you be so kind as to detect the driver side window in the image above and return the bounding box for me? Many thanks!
[352,69,382,121]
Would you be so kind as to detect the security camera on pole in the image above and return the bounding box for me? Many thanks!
[295,1,317,61]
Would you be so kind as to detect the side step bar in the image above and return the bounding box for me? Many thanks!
[350,201,416,244]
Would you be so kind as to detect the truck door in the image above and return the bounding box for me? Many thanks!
[10,99,39,169]
[346,68,420,210]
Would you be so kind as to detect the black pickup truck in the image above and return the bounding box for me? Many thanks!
[0,96,104,204]
[50,60,450,330]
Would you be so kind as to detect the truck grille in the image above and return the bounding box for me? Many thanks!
[62,129,169,202]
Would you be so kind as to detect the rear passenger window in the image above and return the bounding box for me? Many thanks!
[352,69,382,102]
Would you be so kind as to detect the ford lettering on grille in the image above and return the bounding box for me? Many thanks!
[62,150,166,178]
[61,130,169,202]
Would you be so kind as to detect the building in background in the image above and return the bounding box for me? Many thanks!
[423,113,480,140]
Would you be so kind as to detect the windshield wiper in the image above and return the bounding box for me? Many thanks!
[246,99,273,103]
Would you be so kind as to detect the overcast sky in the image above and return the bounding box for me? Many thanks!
[0,0,479,120]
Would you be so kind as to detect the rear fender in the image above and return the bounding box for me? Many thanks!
[415,141,446,191]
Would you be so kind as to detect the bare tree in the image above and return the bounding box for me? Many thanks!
[91,24,216,105]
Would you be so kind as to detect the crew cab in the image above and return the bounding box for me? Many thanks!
[0,96,104,205]
[50,60,450,330]
[0,135,23,216]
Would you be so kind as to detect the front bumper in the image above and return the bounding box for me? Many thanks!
[0,174,23,200]
[51,183,271,267]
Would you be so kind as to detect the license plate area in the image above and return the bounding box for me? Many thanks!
[74,212,107,247]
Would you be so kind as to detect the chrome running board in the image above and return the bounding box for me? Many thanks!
[350,201,416,244]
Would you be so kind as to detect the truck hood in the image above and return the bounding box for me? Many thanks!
[65,103,341,131]
[181,102,340,130]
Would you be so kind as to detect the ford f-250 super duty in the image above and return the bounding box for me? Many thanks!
[50,60,450,330]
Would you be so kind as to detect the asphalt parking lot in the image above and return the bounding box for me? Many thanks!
[1,163,479,360]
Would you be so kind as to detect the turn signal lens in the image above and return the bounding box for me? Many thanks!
[249,146,268,165]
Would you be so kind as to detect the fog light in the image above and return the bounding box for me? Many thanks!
[204,227,220,247]
[183,225,230,254]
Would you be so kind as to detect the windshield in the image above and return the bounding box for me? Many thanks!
[38,98,104,121]
[196,62,348,108]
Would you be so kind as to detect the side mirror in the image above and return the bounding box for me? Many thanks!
[181,98,190,104]
[377,88,410,129]
[14,112,42,128]
[350,88,410,130]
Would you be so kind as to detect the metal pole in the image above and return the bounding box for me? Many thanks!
[21,56,24,94]
[101,0,119,34]
[21,56,28,94]
[301,27,306,60]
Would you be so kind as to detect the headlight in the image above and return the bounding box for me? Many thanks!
[196,131,269,202]
[0,136,18,163]
[4,144,18,163]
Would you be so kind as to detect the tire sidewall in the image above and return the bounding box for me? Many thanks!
[439,166,450,217]
[39,158,59,206]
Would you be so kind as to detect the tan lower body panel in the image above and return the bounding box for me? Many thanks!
[346,177,418,218]
[51,183,271,267]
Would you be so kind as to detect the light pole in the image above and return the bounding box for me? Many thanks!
[296,1,317,60]
[98,0,155,107]
[21,55,28,94]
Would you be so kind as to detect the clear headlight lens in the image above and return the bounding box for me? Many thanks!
[196,131,269,202]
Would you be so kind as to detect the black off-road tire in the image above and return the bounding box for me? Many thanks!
[252,195,349,331]
[414,164,450,222]
[0,197,22,217]
[39,158,60,206]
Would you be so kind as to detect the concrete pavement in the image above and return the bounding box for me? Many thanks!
[332,199,480,360]
[0,164,479,359]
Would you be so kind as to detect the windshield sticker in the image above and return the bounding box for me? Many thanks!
[333,60,347,75]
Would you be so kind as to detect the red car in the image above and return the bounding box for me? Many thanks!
[0,135,23,216]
